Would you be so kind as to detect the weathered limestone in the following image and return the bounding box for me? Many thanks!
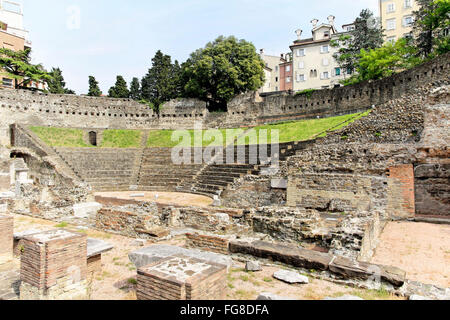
[273,270,309,284]
[0,215,13,264]
[136,255,227,300]
[86,238,114,275]
[229,240,333,271]
[245,261,262,272]
[73,202,102,218]
[129,245,233,270]
[257,292,294,300]
[19,229,88,300]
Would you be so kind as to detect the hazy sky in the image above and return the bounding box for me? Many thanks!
[21,0,379,94]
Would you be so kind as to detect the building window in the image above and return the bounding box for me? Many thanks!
[387,18,396,30]
[387,3,396,13]
[387,36,396,43]
[403,16,414,27]
[310,69,318,78]
[320,45,329,53]
[2,78,13,88]
[296,48,305,57]
[322,58,329,66]
[286,65,291,72]
[335,67,341,76]
[321,72,329,80]
[286,77,291,83]
[324,31,330,38]
[298,61,304,69]
[275,66,279,72]
[296,74,305,82]
[275,77,278,82]
[404,0,412,8]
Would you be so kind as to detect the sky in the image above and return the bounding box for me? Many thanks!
[20,0,379,94]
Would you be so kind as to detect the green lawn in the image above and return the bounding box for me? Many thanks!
[30,127,142,148]
[30,111,370,148]
[30,127,90,148]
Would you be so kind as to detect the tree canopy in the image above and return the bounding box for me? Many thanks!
[87,76,102,97]
[47,67,75,94]
[413,0,450,58]
[141,50,180,110]
[108,75,130,98]
[331,9,385,74]
[181,36,265,111]
[0,48,51,90]
[129,77,141,100]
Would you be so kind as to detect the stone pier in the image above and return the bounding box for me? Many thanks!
[19,229,89,300]
[137,255,227,300]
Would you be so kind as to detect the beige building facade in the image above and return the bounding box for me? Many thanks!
[380,0,419,43]
[259,50,285,93]
[290,16,352,92]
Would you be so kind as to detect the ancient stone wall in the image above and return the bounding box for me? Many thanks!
[0,52,448,144]
[185,233,230,255]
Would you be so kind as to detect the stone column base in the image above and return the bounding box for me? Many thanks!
[20,279,89,300]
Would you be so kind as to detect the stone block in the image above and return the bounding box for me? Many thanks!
[271,178,287,189]
[245,261,262,272]
[229,240,333,271]
[273,270,309,284]
[129,245,233,270]
[137,255,227,300]
[73,202,102,218]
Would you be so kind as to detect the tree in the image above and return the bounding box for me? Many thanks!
[129,77,141,100]
[87,76,102,97]
[413,0,450,58]
[332,9,385,74]
[171,60,183,98]
[356,38,421,81]
[47,67,75,94]
[0,48,52,90]
[108,75,129,98]
[141,50,177,109]
[181,36,265,111]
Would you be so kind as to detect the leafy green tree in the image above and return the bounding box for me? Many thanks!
[171,60,183,98]
[413,0,450,57]
[0,48,51,89]
[108,75,129,98]
[181,36,265,111]
[87,76,102,97]
[358,39,421,81]
[129,77,141,100]
[48,67,75,94]
[332,9,385,74]
[141,50,177,109]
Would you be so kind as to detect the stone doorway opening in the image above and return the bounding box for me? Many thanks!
[89,131,97,146]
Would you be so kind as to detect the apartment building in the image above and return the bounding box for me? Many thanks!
[0,1,44,90]
[259,50,285,93]
[290,16,352,92]
[380,0,419,43]
[279,53,293,92]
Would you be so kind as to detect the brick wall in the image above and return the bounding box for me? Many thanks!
[185,233,230,255]
[387,164,415,219]
[137,255,227,300]
[20,230,87,291]
[0,215,13,263]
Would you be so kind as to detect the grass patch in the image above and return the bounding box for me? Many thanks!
[30,127,142,148]
[55,222,68,228]
[30,127,90,148]
[127,278,137,285]
[101,130,142,148]
[263,277,273,283]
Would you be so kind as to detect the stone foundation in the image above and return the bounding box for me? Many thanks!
[185,233,230,255]
[136,255,227,300]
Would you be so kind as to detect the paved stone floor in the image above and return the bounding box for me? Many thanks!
[0,261,20,300]
[95,191,214,207]
[371,221,450,288]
